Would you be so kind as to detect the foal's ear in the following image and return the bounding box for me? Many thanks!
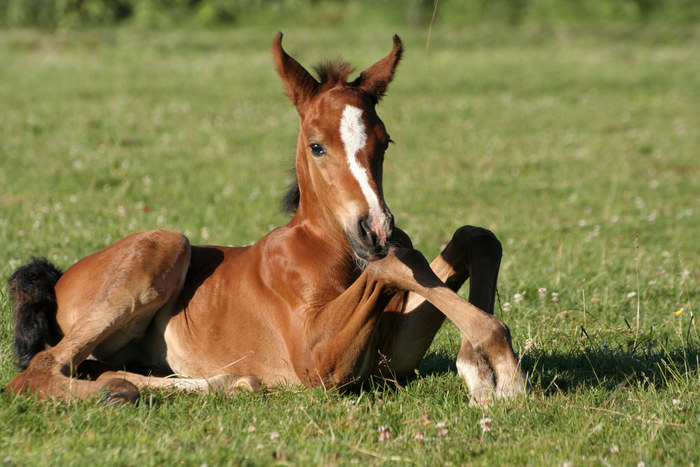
[272,32,318,110]
[353,35,403,103]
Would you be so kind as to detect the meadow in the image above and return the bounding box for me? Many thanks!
[1,21,699,465]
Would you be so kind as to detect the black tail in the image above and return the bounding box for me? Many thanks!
[7,257,63,369]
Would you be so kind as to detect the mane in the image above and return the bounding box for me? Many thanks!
[281,177,300,215]
[280,60,356,216]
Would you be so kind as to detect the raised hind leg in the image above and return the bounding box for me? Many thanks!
[377,226,523,405]
[5,230,190,403]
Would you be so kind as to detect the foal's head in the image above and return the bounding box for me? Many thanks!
[273,33,402,264]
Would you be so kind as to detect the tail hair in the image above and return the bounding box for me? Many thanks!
[7,257,63,369]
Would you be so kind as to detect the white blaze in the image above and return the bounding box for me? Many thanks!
[339,105,382,223]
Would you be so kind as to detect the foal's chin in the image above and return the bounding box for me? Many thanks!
[348,237,389,271]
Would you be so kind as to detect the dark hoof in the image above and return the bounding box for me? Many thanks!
[100,378,140,406]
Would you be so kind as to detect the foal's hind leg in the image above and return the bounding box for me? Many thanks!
[5,230,190,403]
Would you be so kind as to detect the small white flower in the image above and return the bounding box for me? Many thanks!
[479,417,492,433]
[378,425,391,442]
[538,287,547,297]
[627,291,637,298]
[523,338,535,353]
[269,431,280,441]
[513,292,525,304]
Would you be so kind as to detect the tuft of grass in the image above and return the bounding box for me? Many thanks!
[1,23,699,464]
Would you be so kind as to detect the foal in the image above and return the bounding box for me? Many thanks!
[6,33,525,406]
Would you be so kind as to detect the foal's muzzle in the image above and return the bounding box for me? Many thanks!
[347,213,394,262]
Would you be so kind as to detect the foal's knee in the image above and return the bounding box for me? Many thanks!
[451,226,502,260]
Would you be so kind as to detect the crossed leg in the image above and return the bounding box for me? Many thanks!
[377,225,524,405]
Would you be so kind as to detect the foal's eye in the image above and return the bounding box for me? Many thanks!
[309,143,327,157]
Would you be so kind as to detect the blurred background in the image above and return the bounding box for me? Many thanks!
[2,0,699,29]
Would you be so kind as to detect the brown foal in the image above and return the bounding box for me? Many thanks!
[5,33,525,406]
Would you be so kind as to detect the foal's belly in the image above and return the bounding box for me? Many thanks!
[158,304,299,385]
[156,245,301,385]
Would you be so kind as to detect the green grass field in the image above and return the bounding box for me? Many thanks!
[1,23,699,465]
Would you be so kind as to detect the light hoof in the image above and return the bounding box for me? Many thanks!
[468,387,496,408]
[495,369,527,400]
[457,359,496,407]
[208,375,262,395]
[231,376,262,394]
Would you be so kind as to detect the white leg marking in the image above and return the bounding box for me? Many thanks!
[457,357,495,406]
[493,359,527,399]
[340,105,383,222]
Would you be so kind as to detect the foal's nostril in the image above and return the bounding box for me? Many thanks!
[359,217,374,244]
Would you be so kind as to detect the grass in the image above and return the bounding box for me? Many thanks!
[1,22,699,465]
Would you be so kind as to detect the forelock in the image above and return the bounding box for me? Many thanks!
[313,61,355,88]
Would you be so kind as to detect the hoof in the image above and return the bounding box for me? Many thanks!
[469,393,494,408]
[100,378,140,406]
[231,376,262,394]
[495,369,527,400]
[207,375,262,395]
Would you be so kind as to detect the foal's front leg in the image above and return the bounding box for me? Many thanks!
[377,226,507,403]
[378,226,501,366]
[299,271,398,387]
[376,245,525,404]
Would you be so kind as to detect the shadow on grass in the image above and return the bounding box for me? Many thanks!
[521,346,700,394]
[416,346,700,394]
